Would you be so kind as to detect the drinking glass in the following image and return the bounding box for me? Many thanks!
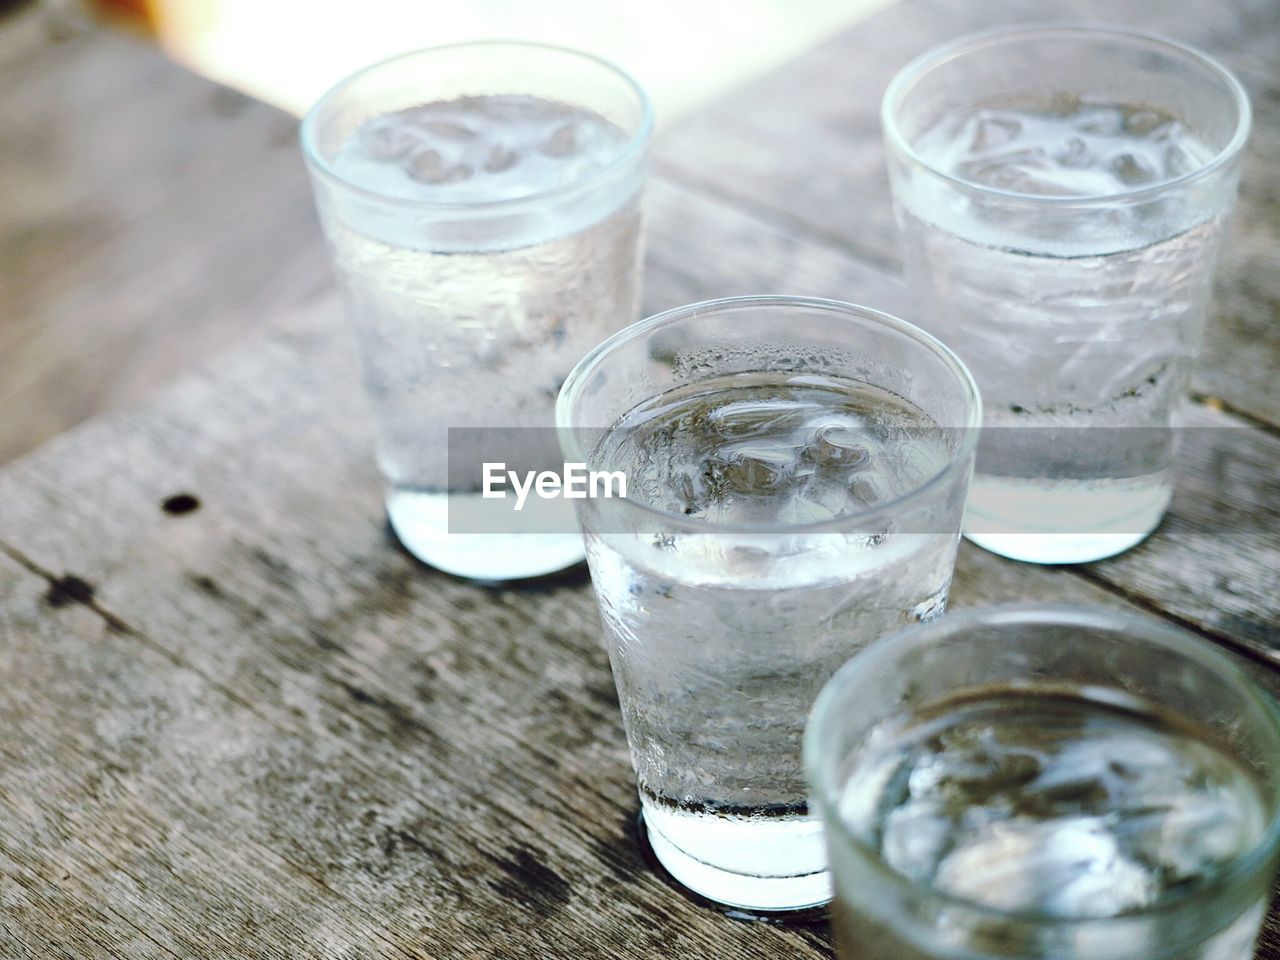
[882,26,1251,564]
[301,42,652,580]
[807,604,1280,960]
[557,296,980,911]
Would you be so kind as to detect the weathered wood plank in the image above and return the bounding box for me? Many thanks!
[0,7,328,464]
[1081,406,1280,654]
[643,179,908,315]
[0,558,429,959]
[0,302,832,957]
[654,0,1280,429]
[0,848,169,960]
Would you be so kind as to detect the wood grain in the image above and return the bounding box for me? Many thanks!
[0,211,1277,959]
[0,295,1243,958]
[0,7,328,465]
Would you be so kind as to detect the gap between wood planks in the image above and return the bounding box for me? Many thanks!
[0,482,1269,692]
[0,547,826,958]
[0,542,475,960]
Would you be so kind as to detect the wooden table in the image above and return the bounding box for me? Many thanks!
[2,0,1277,956]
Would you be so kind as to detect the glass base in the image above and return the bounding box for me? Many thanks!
[963,529,1155,564]
[387,489,584,580]
[963,473,1169,564]
[638,805,831,913]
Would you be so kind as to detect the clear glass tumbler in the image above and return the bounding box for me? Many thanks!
[882,26,1251,564]
[807,604,1280,960]
[557,296,981,912]
[301,42,652,580]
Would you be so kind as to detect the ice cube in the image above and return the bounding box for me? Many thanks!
[1109,152,1158,186]
[934,817,1157,917]
[363,121,419,161]
[717,446,796,494]
[706,399,804,440]
[810,424,871,470]
[1125,789,1255,881]
[1048,93,1084,116]
[483,144,520,173]
[848,476,883,507]
[479,94,552,121]
[1073,105,1124,135]
[542,122,580,158]
[796,474,857,521]
[1021,744,1114,810]
[970,114,1022,153]
[405,149,472,185]
[1054,137,1093,169]
[669,464,709,516]
[957,148,1051,191]
[882,801,952,881]
[1163,143,1197,178]
[909,727,1042,801]
[1123,109,1165,136]
[419,119,477,141]
[838,744,902,832]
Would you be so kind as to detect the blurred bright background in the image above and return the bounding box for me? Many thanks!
[145,0,894,121]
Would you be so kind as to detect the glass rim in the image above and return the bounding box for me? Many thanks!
[880,22,1253,207]
[804,602,1280,927]
[299,40,654,214]
[555,295,983,536]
